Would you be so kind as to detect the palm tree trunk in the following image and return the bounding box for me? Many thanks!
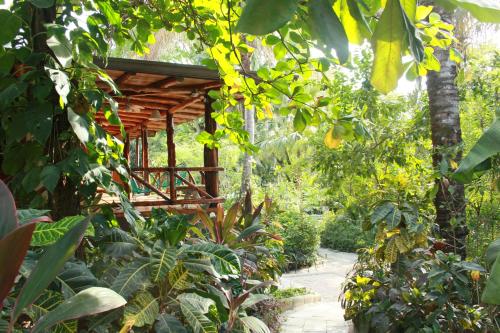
[426,8,467,258]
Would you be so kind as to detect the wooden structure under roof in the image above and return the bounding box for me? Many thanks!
[95,58,224,213]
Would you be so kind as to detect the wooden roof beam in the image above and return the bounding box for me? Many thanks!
[115,72,136,85]
[170,96,204,114]
[149,76,184,89]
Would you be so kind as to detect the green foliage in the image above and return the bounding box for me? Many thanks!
[321,211,373,252]
[482,239,500,305]
[342,250,495,332]
[31,215,94,247]
[236,0,299,35]
[276,211,320,269]
[31,287,126,333]
[0,182,125,332]
[272,287,309,299]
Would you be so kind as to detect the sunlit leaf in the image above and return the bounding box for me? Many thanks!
[370,0,406,93]
[123,291,159,328]
[31,216,94,247]
[308,0,349,63]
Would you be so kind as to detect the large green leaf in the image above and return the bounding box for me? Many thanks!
[371,202,395,225]
[236,0,300,35]
[481,255,500,305]
[0,223,37,309]
[437,0,500,23]
[12,216,91,321]
[68,107,90,143]
[0,10,22,45]
[485,238,500,268]
[454,118,500,183]
[334,0,371,45]
[46,25,73,68]
[150,241,177,282]
[27,291,76,333]
[308,0,349,63]
[57,261,98,299]
[155,313,187,333]
[101,228,137,258]
[183,243,241,275]
[179,299,217,333]
[0,179,17,238]
[32,287,126,333]
[168,264,192,290]
[370,0,406,93]
[123,291,159,328]
[240,316,270,333]
[111,259,151,298]
[31,215,94,247]
[178,293,214,314]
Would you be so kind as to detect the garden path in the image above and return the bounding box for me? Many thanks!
[279,248,357,333]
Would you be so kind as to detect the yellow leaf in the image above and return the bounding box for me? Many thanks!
[324,127,342,149]
[356,275,371,286]
[450,159,458,169]
[416,5,433,21]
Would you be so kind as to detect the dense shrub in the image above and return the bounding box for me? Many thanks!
[320,211,374,252]
[342,249,496,332]
[276,211,321,270]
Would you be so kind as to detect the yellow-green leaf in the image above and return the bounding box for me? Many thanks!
[400,0,416,21]
[334,0,371,45]
[370,0,406,94]
[416,5,433,21]
[324,127,342,149]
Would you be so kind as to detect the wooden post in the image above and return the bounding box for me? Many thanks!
[134,137,140,168]
[124,136,131,198]
[204,95,219,198]
[141,127,149,186]
[166,112,177,201]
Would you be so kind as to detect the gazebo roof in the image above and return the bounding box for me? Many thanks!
[95,58,221,138]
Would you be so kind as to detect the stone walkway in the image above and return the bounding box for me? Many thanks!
[279,248,357,333]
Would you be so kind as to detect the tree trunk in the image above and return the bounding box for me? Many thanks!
[239,51,255,210]
[32,5,81,219]
[426,8,467,258]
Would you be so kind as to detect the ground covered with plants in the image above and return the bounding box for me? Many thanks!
[1,0,499,332]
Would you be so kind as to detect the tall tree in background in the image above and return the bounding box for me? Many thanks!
[426,8,467,257]
[239,48,255,211]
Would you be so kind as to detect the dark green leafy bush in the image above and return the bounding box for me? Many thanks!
[276,211,320,270]
[320,211,374,252]
[342,249,496,332]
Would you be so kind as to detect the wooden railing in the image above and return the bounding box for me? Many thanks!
[130,167,224,206]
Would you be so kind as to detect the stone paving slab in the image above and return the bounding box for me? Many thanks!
[279,249,357,333]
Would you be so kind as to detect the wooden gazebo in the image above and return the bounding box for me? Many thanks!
[95,58,224,213]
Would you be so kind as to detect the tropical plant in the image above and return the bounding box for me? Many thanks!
[86,209,274,332]
[0,180,126,332]
[196,199,285,282]
[342,249,496,332]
